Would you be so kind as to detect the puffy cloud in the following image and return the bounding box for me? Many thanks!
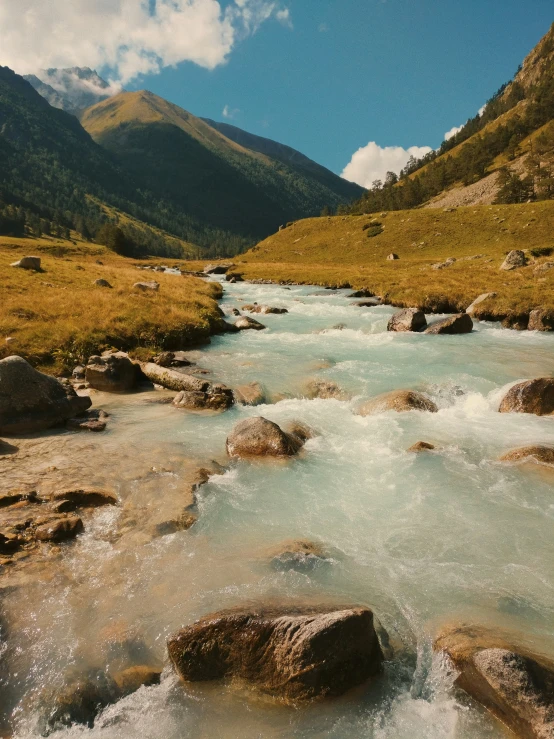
[222,104,240,119]
[478,104,487,117]
[341,141,432,188]
[444,124,463,141]
[0,0,291,84]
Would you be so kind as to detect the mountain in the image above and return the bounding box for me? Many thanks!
[79,90,364,247]
[0,66,205,257]
[23,67,114,115]
[347,22,554,214]
[201,117,361,202]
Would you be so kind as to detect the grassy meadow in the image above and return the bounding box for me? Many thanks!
[0,235,222,372]
[223,201,554,319]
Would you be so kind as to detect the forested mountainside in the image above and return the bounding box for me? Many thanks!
[346,22,554,214]
[79,91,363,249]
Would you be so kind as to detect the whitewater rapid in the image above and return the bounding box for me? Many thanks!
[7,281,554,738]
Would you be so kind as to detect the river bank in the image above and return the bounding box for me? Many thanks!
[1,279,554,738]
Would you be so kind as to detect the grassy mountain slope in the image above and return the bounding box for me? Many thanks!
[0,66,204,257]
[231,201,554,320]
[0,235,222,370]
[348,23,554,213]
[80,91,363,250]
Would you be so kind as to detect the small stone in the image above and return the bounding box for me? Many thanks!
[386,253,399,260]
[133,281,159,291]
[94,279,112,288]
[407,441,436,452]
[34,515,84,542]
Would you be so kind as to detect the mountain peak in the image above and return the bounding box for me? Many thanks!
[23,66,119,115]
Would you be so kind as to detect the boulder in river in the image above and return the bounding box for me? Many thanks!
[0,356,91,435]
[434,624,554,739]
[499,445,554,466]
[226,417,305,458]
[500,250,527,271]
[85,352,136,393]
[242,304,288,315]
[305,379,349,400]
[407,441,436,452]
[141,363,208,393]
[233,382,266,406]
[528,309,554,332]
[152,351,192,368]
[34,514,84,542]
[234,316,267,331]
[357,390,438,416]
[11,256,41,270]
[499,378,554,416]
[348,289,375,298]
[167,604,384,701]
[173,383,234,412]
[387,308,427,333]
[424,313,473,334]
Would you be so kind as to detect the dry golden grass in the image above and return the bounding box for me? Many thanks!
[224,201,554,317]
[0,236,222,372]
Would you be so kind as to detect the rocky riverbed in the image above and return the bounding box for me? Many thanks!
[1,280,554,738]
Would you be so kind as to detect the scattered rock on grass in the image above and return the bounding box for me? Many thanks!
[11,256,41,270]
[500,250,527,271]
[386,253,399,261]
[357,390,438,416]
[499,378,554,416]
[466,292,497,315]
[133,281,159,292]
[93,279,112,288]
[167,605,384,701]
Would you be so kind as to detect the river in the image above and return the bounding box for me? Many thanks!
[6,280,554,738]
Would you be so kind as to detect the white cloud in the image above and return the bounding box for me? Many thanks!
[341,142,432,188]
[222,104,240,119]
[478,104,487,117]
[444,124,463,141]
[0,0,291,85]
[318,22,329,32]
[276,8,293,28]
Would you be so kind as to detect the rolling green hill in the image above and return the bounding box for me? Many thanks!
[79,90,363,250]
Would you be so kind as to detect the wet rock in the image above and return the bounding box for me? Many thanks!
[226,417,305,458]
[152,351,192,368]
[234,316,267,331]
[499,378,554,416]
[286,421,316,443]
[226,272,243,282]
[141,363,208,392]
[502,313,530,330]
[66,410,109,432]
[34,514,84,542]
[387,308,427,333]
[355,299,381,307]
[48,487,118,509]
[424,313,473,335]
[168,605,384,701]
[434,624,554,739]
[407,441,436,452]
[231,308,241,316]
[386,253,399,260]
[242,304,288,315]
[72,364,86,381]
[173,383,234,412]
[528,310,554,332]
[357,390,438,415]
[267,540,329,572]
[11,256,41,270]
[133,281,159,291]
[204,263,233,275]
[85,352,136,393]
[111,666,162,697]
[305,379,349,400]
[0,356,91,435]
[466,292,497,316]
[499,445,554,466]
[93,279,112,288]
[348,289,375,298]
[233,382,266,406]
[500,250,527,271]
[40,671,117,732]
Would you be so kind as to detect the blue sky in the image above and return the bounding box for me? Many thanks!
[128,0,553,181]
[4,0,553,186]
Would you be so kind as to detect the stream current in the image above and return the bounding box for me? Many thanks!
[7,280,554,738]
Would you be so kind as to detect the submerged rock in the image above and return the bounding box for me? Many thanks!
[266,540,329,572]
[305,379,349,400]
[0,356,91,435]
[111,666,161,697]
[167,605,384,701]
[357,390,438,416]
[387,308,427,333]
[48,487,118,508]
[242,304,288,315]
[234,316,267,330]
[407,441,436,452]
[66,409,109,432]
[500,250,527,271]
[499,446,554,466]
[226,417,305,458]
[85,352,136,393]
[348,289,375,298]
[233,382,266,406]
[499,379,554,416]
[34,514,84,542]
[173,383,234,412]
[434,624,554,739]
[424,313,473,334]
